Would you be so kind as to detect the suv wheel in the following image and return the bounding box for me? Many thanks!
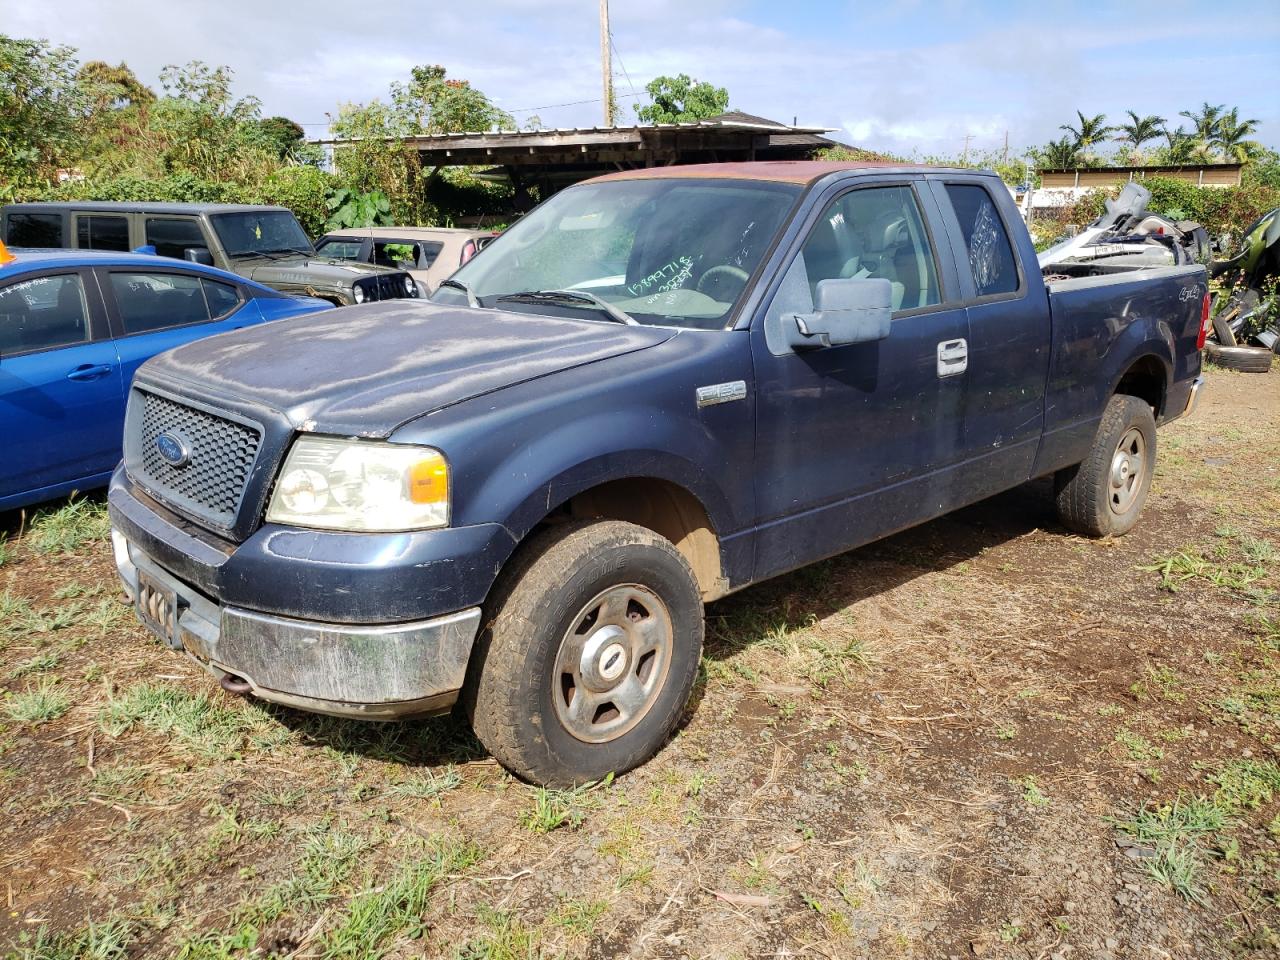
[464,520,703,787]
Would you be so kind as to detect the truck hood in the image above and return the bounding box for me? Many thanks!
[238,255,400,288]
[138,300,677,437]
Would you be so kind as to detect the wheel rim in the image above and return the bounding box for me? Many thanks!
[1108,427,1146,515]
[552,584,673,744]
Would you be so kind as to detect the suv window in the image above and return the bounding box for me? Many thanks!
[944,184,1020,298]
[0,273,90,354]
[5,213,64,248]
[110,271,217,334]
[787,185,941,313]
[76,215,130,251]
[145,218,207,260]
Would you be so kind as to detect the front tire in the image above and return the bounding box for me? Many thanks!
[1054,394,1157,538]
[464,520,704,787]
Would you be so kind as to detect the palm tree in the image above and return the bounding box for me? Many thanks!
[1115,110,1166,163]
[1212,107,1263,162]
[1161,127,1199,165]
[1038,136,1080,169]
[1059,111,1116,161]
[1178,101,1225,154]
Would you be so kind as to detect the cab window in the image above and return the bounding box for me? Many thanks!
[0,274,91,354]
[144,218,207,260]
[76,215,131,251]
[110,271,217,334]
[944,184,1020,298]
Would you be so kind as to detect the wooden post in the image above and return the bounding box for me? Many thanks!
[600,0,614,126]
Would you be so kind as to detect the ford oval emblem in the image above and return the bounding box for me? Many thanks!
[155,431,191,468]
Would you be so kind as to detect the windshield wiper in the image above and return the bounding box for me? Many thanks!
[439,278,479,308]
[495,289,637,325]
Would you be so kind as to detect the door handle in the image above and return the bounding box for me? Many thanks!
[66,363,113,382]
[936,339,968,378]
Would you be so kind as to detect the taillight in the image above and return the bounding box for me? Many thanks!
[1197,291,1211,350]
[459,240,477,265]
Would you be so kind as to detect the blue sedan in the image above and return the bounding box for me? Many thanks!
[0,246,332,512]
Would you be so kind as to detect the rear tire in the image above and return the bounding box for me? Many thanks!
[1204,342,1274,373]
[1054,394,1157,538]
[464,520,704,787]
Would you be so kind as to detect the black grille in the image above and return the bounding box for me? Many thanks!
[360,274,411,301]
[133,390,261,529]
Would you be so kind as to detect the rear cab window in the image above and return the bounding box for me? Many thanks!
[943,184,1021,299]
[5,212,64,248]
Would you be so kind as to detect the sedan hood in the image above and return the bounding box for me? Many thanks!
[139,300,676,437]
[241,255,399,287]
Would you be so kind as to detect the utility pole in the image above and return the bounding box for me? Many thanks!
[960,133,973,166]
[599,0,614,126]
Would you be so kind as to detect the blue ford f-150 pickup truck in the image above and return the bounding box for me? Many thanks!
[109,161,1209,786]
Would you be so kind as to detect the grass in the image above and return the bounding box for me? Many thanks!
[454,907,540,960]
[1209,759,1280,813]
[1013,775,1050,808]
[9,917,133,960]
[26,497,111,555]
[318,836,480,959]
[519,776,611,834]
[1110,795,1228,902]
[98,684,274,760]
[388,767,463,801]
[5,679,71,724]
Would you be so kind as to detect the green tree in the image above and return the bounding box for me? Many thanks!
[1179,102,1225,145]
[257,116,305,159]
[1035,136,1081,169]
[1115,110,1165,162]
[1059,110,1116,161]
[635,73,729,124]
[390,64,513,135]
[0,35,90,188]
[1154,127,1201,165]
[1213,107,1263,163]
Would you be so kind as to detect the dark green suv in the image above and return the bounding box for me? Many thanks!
[1,202,419,306]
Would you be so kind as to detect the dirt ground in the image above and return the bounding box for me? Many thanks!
[2,364,1279,960]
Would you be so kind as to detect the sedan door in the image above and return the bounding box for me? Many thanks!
[0,269,123,504]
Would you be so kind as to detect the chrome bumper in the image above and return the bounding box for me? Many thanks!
[111,529,481,720]
[1183,375,1207,418]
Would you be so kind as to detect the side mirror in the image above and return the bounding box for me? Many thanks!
[183,246,214,266]
[787,277,892,350]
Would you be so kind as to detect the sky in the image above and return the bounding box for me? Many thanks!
[5,0,1279,159]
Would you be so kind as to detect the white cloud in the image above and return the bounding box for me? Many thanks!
[3,0,1276,152]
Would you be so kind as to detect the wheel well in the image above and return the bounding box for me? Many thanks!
[557,478,726,601]
[1114,356,1166,417]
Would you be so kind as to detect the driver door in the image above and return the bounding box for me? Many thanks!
[749,180,972,582]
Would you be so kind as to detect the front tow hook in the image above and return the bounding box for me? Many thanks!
[219,673,252,696]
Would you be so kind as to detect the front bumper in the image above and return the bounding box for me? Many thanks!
[110,495,485,720]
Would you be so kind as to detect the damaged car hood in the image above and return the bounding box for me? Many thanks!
[239,255,398,287]
[137,300,677,437]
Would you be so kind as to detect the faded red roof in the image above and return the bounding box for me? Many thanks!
[590,160,911,185]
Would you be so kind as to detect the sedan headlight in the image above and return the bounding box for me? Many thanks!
[266,437,449,531]
[352,283,366,304]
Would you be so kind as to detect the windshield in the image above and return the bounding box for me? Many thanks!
[433,178,801,329]
[211,211,314,257]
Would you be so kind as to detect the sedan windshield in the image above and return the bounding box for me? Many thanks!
[211,211,314,258]
[432,178,801,329]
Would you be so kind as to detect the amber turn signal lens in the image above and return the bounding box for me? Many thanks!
[408,454,449,504]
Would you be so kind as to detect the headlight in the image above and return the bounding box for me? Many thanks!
[352,283,365,304]
[404,275,417,297]
[266,437,449,531]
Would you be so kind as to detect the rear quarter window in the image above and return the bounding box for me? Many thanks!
[5,213,64,248]
[944,184,1020,298]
